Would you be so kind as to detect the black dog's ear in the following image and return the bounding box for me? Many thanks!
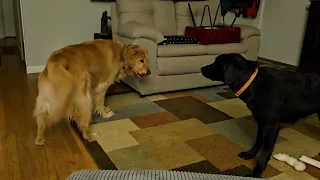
[223,64,236,84]
[232,54,258,70]
[223,54,258,84]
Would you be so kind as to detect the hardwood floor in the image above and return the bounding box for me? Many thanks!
[0,40,97,180]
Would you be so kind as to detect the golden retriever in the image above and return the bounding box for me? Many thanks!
[33,39,150,145]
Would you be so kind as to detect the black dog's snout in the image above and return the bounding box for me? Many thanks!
[201,66,205,73]
[201,65,209,73]
[201,65,211,77]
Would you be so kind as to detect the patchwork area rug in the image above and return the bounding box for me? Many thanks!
[72,82,320,180]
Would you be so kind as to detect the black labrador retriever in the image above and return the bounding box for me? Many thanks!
[201,53,320,178]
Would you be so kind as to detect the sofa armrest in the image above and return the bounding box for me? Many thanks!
[118,22,165,44]
[235,25,261,39]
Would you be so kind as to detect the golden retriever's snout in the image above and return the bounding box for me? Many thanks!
[138,69,151,77]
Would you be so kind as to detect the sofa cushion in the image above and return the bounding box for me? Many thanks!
[158,44,207,57]
[157,55,214,75]
[206,43,247,55]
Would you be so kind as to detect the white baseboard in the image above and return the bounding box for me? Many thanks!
[26,65,45,74]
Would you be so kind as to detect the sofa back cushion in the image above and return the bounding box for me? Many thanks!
[116,0,177,36]
[175,0,221,35]
[153,1,177,36]
[117,0,155,27]
[111,2,118,34]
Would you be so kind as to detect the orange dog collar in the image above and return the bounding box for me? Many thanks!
[235,68,259,97]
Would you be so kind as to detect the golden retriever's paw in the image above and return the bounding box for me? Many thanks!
[105,106,111,112]
[90,132,101,142]
[95,107,114,118]
[35,136,45,146]
[102,111,115,118]
[82,132,100,142]
[82,134,91,142]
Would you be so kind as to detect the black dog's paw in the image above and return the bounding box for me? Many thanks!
[238,151,255,160]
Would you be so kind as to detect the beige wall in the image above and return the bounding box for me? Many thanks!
[21,0,111,69]
[258,0,310,66]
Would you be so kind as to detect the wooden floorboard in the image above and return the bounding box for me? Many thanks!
[0,40,97,180]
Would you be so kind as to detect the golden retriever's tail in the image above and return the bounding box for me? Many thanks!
[45,57,74,126]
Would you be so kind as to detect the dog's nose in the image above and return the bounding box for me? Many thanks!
[147,69,151,75]
[201,66,207,74]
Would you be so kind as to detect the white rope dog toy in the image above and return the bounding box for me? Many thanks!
[273,153,306,171]
[299,155,320,169]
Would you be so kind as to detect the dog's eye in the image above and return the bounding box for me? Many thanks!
[140,59,144,63]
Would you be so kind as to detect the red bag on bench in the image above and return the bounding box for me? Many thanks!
[184,3,241,45]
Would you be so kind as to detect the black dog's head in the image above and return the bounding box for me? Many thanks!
[201,53,258,84]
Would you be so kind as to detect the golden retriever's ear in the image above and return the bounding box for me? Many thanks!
[122,44,133,58]
[143,48,148,58]
[123,44,137,69]
[126,44,139,51]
